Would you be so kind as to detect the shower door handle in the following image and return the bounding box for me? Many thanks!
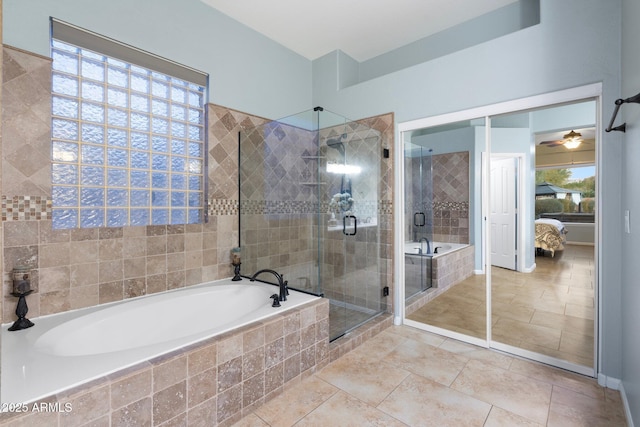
[343,215,357,236]
[414,212,425,227]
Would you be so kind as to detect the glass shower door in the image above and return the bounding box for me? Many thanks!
[239,107,386,342]
[321,118,383,340]
[404,143,434,300]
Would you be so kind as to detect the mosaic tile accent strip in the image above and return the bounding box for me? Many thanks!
[240,199,392,216]
[379,200,393,215]
[433,201,469,212]
[208,198,238,216]
[1,196,52,221]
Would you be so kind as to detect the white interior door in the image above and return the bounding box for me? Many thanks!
[490,156,517,270]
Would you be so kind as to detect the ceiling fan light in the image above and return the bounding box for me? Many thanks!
[563,139,582,149]
[561,130,583,149]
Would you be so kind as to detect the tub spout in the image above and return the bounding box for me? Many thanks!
[418,237,431,255]
[250,269,288,302]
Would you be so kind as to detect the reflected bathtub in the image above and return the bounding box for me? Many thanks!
[1,279,319,404]
[404,241,468,258]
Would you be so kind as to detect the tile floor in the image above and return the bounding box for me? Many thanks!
[234,325,626,426]
[408,244,594,367]
[329,303,380,341]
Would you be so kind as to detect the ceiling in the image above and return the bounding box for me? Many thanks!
[199,0,517,61]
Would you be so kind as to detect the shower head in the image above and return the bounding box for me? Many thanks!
[326,135,346,157]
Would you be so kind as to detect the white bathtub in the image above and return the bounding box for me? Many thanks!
[1,278,319,404]
[404,241,468,258]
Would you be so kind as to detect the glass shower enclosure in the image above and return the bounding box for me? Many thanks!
[404,140,434,300]
[239,107,385,340]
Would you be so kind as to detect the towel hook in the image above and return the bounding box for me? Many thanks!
[605,92,640,133]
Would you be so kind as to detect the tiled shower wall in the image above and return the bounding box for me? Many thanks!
[239,121,319,287]
[406,151,469,245]
[0,45,270,322]
[239,115,394,314]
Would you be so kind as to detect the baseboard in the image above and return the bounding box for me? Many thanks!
[522,263,536,273]
[620,382,635,427]
[473,269,484,275]
[598,373,621,389]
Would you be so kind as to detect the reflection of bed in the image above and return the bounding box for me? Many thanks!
[535,218,568,257]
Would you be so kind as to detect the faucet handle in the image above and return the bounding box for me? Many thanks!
[284,280,289,295]
[270,294,281,307]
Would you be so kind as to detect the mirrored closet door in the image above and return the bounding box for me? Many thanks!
[400,95,598,375]
[489,102,597,373]
[403,118,486,342]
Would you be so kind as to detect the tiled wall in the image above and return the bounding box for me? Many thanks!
[432,151,469,243]
[239,114,394,314]
[0,298,330,427]
[0,46,272,322]
[406,151,469,245]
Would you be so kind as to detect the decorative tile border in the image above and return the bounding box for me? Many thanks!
[433,201,469,211]
[1,197,242,222]
[1,196,52,221]
[0,197,390,221]
[208,198,239,216]
[240,199,392,216]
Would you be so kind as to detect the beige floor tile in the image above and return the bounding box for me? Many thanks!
[317,351,410,406]
[232,413,269,427]
[253,376,338,427]
[296,391,407,427]
[529,310,594,337]
[547,385,627,427]
[565,303,595,320]
[387,325,448,347]
[383,338,468,386]
[567,286,595,298]
[438,339,515,370]
[492,317,562,351]
[484,406,544,427]
[409,308,486,339]
[491,300,535,323]
[349,329,408,362]
[508,358,603,400]
[559,330,594,359]
[378,374,491,427]
[451,359,552,425]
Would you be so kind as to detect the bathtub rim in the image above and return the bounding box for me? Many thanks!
[404,241,469,259]
[1,277,321,405]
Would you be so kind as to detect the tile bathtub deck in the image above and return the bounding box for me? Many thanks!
[233,325,626,427]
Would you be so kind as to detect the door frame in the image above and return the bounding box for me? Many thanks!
[395,82,601,377]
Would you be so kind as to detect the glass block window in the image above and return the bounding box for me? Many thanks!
[51,38,206,229]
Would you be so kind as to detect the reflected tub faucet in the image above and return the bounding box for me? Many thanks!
[418,237,431,255]
[250,269,289,302]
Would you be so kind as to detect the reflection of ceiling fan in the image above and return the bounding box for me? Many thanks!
[539,130,583,149]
